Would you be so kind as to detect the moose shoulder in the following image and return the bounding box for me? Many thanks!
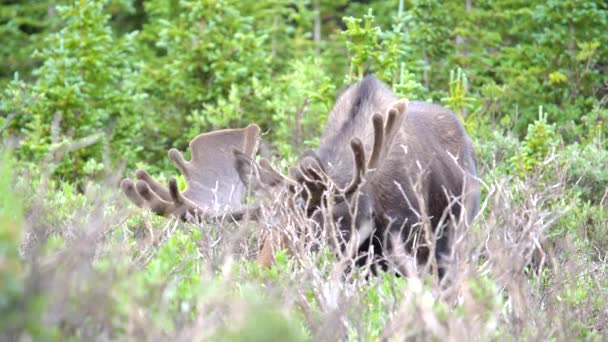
[121,75,480,279]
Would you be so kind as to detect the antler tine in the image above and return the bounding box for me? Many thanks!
[383,99,408,153]
[136,169,172,201]
[367,113,384,170]
[122,172,182,216]
[367,99,409,172]
[168,178,190,206]
[343,138,366,196]
[135,180,175,216]
[168,148,189,177]
[121,179,145,208]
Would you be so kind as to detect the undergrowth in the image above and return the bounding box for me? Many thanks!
[1,138,607,340]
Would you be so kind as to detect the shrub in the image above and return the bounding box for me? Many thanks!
[2,0,144,181]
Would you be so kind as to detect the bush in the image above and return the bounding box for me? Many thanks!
[2,1,145,181]
[562,140,608,204]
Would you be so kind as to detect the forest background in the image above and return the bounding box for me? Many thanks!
[1,0,608,340]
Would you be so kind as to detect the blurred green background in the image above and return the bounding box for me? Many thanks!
[1,0,606,182]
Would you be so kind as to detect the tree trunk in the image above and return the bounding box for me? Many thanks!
[313,0,321,55]
[423,48,430,89]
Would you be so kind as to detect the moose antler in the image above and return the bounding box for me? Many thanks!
[233,99,409,202]
[344,98,409,196]
[368,99,408,171]
[121,124,261,221]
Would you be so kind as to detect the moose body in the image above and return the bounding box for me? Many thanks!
[289,76,479,276]
[121,75,479,279]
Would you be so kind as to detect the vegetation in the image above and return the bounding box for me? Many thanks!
[1,0,607,340]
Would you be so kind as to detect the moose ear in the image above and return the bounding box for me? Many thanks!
[233,149,257,189]
[233,150,287,192]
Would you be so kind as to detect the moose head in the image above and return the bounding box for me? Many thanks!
[121,76,480,279]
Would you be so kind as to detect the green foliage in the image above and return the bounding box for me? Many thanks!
[341,8,426,98]
[341,10,393,82]
[2,0,606,180]
[0,151,60,340]
[0,151,25,334]
[392,62,427,100]
[405,0,452,90]
[3,0,145,181]
[130,0,335,163]
[558,202,608,254]
[141,0,274,131]
[342,11,383,80]
[212,286,308,342]
[267,57,335,156]
[0,1,53,88]
[510,107,559,175]
[1,74,31,139]
[562,140,608,203]
[137,227,203,331]
[442,67,475,121]
[356,274,406,340]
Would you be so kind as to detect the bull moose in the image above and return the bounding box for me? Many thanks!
[121,75,480,279]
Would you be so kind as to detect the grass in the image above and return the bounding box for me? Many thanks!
[1,139,608,341]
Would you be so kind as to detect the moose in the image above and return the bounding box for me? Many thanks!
[121,75,480,279]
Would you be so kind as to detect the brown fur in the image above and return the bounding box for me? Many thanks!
[122,76,479,279]
[252,76,479,278]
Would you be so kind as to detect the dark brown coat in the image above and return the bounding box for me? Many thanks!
[305,76,479,276]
